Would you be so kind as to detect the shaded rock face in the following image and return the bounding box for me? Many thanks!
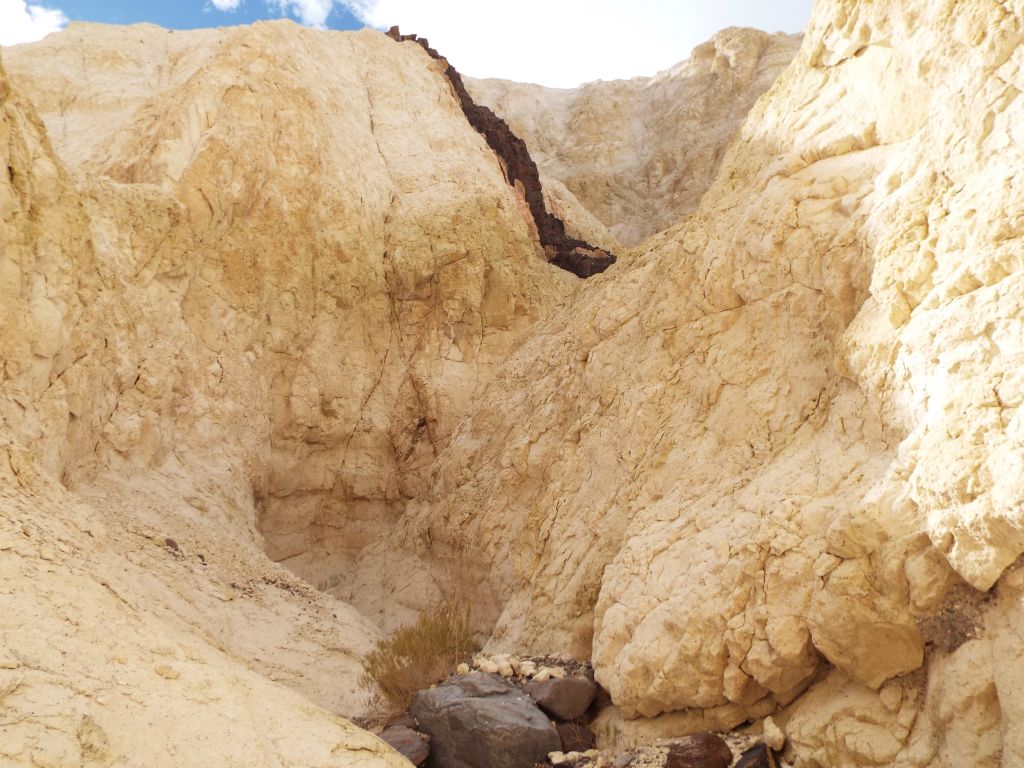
[555,721,596,753]
[525,676,599,721]
[386,26,616,278]
[664,733,733,768]
[733,743,777,768]
[409,673,561,768]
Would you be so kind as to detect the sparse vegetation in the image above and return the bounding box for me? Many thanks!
[360,598,477,714]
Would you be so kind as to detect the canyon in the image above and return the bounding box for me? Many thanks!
[1,1,1022,766]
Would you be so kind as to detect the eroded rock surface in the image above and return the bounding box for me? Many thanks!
[356,2,1024,764]
[387,26,616,278]
[3,2,1024,767]
[467,28,802,246]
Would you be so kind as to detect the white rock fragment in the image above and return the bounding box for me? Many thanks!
[763,716,785,752]
[549,751,568,766]
[456,663,470,675]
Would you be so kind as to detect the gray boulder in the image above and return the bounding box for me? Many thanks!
[525,676,598,721]
[410,672,560,768]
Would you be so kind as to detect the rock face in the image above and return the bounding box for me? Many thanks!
[3,2,1024,767]
[386,26,616,278]
[3,20,575,634]
[351,1,1024,765]
[409,673,561,768]
[0,19,570,768]
[467,28,802,246]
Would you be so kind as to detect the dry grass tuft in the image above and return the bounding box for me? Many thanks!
[360,598,477,714]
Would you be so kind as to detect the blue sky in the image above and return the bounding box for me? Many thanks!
[48,0,363,30]
[2,0,812,87]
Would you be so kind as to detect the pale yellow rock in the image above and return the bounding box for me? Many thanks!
[762,716,785,752]
[468,28,802,246]
[0,19,565,767]
[4,20,573,634]
[357,1,1024,764]
[3,1,1024,766]
[779,669,921,767]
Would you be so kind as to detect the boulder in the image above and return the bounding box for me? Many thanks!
[526,676,598,721]
[556,721,596,752]
[410,673,560,768]
[734,743,777,768]
[664,733,733,768]
[380,726,430,766]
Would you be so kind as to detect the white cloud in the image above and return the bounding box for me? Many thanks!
[340,0,812,87]
[0,0,67,47]
[210,0,243,11]
[268,0,335,28]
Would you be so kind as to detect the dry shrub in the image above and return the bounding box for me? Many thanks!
[360,598,476,714]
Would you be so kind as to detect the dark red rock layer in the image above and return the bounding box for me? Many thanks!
[386,26,616,279]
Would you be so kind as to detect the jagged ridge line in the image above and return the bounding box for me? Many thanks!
[385,26,616,279]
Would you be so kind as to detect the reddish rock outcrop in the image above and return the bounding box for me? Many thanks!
[386,26,616,278]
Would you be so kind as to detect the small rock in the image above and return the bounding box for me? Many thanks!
[498,660,515,678]
[380,725,429,766]
[456,663,470,675]
[612,754,634,768]
[549,752,569,766]
[164,538,179,552]
[534,668,552,682]
[519,660,538,677]
[549,666,567,679]
[478,659,500,675]
[565,752,583,763]
[556,721,596,753]
[526,677,599,721]
[762,717,785,752]
[154,664,180,680]
[735,743,778,768]
[664,733,732,768]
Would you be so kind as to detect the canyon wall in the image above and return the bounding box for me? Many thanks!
[0,20,575,766]
[359,1,1024,765]
[467,28,802,247]
[4,20,577,619]
[3,1,1023,766]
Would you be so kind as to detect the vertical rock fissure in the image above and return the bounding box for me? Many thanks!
[386,26,616,279]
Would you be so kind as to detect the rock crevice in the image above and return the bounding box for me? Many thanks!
[386,26,616,278]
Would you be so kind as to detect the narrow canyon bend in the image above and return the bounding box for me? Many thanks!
[1,1,1023,766]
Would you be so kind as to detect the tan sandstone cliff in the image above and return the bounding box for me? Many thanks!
[0,20,575,767]
[3,1,1024,767]
[355,1,1024,765]
[466,28,802,247]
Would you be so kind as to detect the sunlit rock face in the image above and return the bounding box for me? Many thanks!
[356,1,1024,764]
[1,20,568,766]
[3,1,1024,766]
[467,28,802,247]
